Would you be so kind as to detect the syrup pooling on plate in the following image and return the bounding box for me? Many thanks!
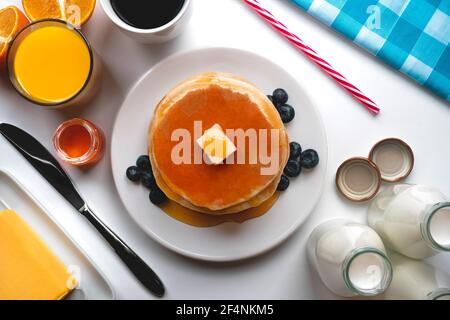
[127,153,281,227]
[160,193,280,228]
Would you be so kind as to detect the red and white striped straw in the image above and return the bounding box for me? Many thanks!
[243,0,380,114]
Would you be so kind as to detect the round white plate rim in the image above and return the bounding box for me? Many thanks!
[111,46,328,262]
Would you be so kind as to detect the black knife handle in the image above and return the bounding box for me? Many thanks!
[0,123,165,297]
[80,205,165,297]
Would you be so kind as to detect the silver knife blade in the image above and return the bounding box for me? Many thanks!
[0,123,85,210]
[0,123,166,297]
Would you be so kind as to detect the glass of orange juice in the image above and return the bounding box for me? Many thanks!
[7,19,100,108]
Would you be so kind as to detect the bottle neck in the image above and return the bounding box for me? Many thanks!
[428,288,450,300]
[421,202,450,252]
[342,247,393,297]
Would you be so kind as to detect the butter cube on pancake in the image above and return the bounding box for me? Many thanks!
[196,124,236,165]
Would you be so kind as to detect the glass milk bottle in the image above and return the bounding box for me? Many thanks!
[307,219,393,297]
[368,184,450,259]
[379,252,450,300]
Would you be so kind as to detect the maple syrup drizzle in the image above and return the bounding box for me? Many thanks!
[159,193,280,227]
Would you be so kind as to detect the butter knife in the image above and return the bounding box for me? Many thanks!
[0,123,165,297]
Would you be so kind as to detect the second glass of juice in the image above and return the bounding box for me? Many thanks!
[7,19,101,108]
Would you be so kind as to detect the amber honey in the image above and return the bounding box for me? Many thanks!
[160,193,280,228]
[53,118,104,166]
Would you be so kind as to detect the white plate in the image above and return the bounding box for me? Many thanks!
[0,170,115,300]
[111,47,327,262]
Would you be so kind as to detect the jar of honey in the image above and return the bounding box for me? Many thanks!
[53,118,105,166]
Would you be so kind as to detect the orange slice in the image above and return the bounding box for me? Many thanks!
[22,0,96,27]
[22,0,64,20]
[0,6,29,69]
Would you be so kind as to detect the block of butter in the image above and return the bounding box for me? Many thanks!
[196,124,236,165]
[0,209,75,300]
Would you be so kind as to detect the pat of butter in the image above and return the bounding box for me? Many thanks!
[0,209,75,300]
[196,124,236,165]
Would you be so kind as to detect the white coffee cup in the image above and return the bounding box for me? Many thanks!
[100,0,192,44]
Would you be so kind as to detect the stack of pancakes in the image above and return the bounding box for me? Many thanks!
[149,72,289,215]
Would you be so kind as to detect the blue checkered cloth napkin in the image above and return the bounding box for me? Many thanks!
[292,0,450,102]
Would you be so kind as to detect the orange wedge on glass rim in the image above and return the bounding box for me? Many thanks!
[0,6,29,70]
[22,0,96,27]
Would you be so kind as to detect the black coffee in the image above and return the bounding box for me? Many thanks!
[110,0,185,30]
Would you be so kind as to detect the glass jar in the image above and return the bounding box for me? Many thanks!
[379,251,450,300]
[307,219,393,297]
[7,19,101,108]
[53,118,105,166]
[368,184,450,259]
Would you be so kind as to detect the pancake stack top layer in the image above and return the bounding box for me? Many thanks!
[149,72,289,215]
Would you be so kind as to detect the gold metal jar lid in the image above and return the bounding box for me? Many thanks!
[369,138,414,183]
[336,157,381,202]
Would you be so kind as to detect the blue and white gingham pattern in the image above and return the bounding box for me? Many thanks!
[292,0,450,102]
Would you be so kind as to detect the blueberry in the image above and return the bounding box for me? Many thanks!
[284,159,302,177]
[289,142,302,160]
[278,104,295,123]
[272,88,288,106]
[126,166,141,182]
[300,149,319,169]
[277,175,290,191]
[267,95,274,105]
[136,155,151,171]
[149,188,168,205]
[142,172,157,190]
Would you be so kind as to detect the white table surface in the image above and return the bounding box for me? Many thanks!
[1,0,449,300]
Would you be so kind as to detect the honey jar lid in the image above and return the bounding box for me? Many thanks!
[369,138,414,183]
[336,157,381,202]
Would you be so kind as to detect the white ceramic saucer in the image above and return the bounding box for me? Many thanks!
[111,47,327,262]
